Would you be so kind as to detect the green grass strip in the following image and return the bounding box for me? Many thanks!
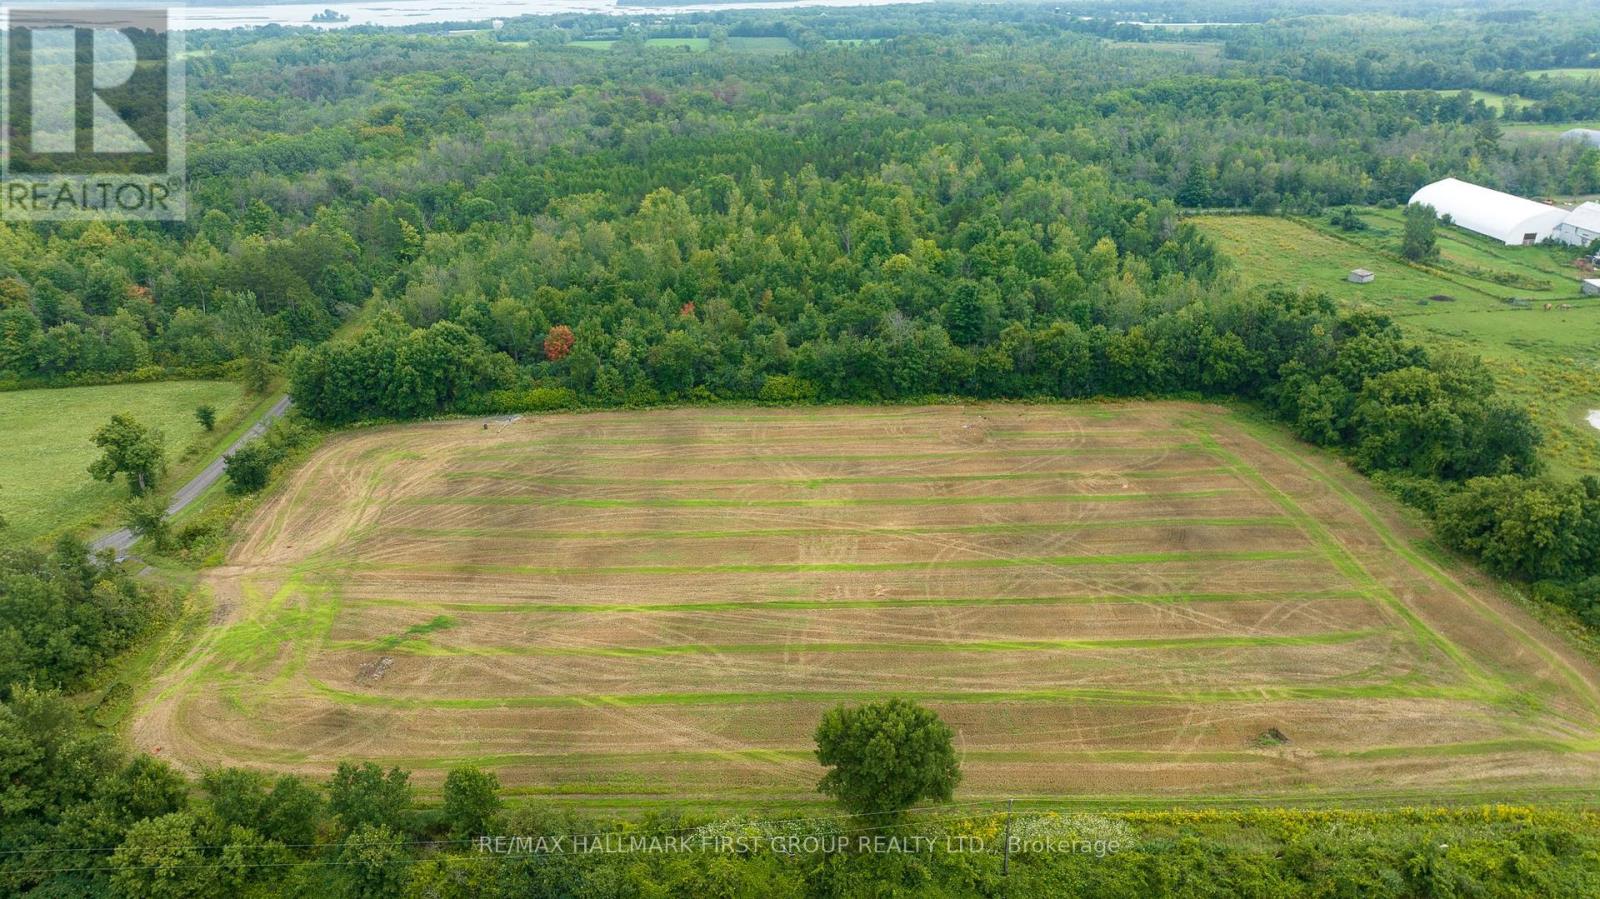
[473,428,1157,449]
[330,628,1384,657]
[355,738,1600,772]
[338,549,1312,578]
[439,466,1226,489]
[307,677,1502,710]
[471,432,951,449]
[349,748,1270,771]
[370,614,458,651]
[399,488,1238,509]
[340,588,1369,615]
[463,445,1199,464]
[1324,737,1600,760]
[383,516,1292,542]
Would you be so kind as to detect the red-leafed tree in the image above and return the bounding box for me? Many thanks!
[544,325,575,362]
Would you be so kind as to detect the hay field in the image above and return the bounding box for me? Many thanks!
[1195,214,1600,476]
[0,380,249,539]
[135,403,1600,805]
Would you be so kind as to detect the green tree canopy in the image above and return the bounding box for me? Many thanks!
[88,415,166,497]
[328,762,411,835]
[440,766,501,840]
[814,699,961,818]
[1402,202,1439,261]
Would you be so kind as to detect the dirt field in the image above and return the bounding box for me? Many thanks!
[134,403,1600,805]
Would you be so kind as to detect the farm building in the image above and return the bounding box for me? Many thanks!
[1555,202,1600,247]
[1561,128,1600,148]
[1584,278,1600,297]
[1348,268,1374,283]
[1409,178,1570,245]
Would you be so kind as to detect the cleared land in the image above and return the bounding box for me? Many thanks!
[0,380,249,540]
[136,404,1600,805]
[1196,213,1600,474]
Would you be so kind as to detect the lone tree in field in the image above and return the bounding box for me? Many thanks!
[195,404,216,432]
[814,699,961,817]
[88,414,166,497]
[1402,202,1439,261]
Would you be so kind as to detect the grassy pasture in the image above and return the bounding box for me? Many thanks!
[1195,213,1600,474]
[0,381,248,540]
[134,404,1600,805]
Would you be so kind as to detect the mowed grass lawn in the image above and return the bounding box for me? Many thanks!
[136,404,1600,805]
[0,381,247,540]
[1196,214,1600,473]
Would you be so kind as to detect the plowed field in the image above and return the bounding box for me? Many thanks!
[134,403,1600,805]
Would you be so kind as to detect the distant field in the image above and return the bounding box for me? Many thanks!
[1527,68,1600,83]
[726,36,799,51]
[1104,40,1223,59]
[0,381,248,540]
[568,36,796,52]
[568,37,707,51]
[1122,21,1240,31]
[1372,88,1531,112]
[1502,120,1600,141]
[135,404,1600,805]
[1195,213,1600,473]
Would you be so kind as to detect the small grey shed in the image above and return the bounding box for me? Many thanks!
[1348,268,1375,284]
[1582,278,1600,297]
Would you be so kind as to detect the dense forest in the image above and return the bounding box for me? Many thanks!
[2,3,1598,388]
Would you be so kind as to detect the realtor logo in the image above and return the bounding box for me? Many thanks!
[1,7,185,220]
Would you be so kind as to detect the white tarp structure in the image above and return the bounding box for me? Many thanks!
[1409,178,1570,245]
[1555,201,1600,247]
[1561,128,1600,148]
